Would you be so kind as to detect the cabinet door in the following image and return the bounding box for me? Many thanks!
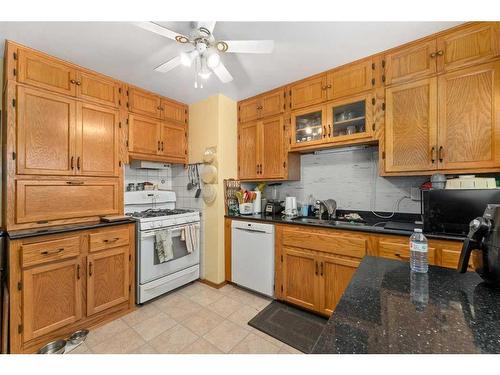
[77,71,121,108]
[128,87,161,118]
[437,61,500,170]
[289,74,328,110]
[239,97,260,123]
[161,99,187,123]
[87,246,129,316]
[282,247,319,312]
[318,255,360,316]
[385,78,438,172]
[160,122,187,163]
[16,86,77,176]
[22,258,82,342]
[290,104,328,149]
[385,40,437,86]
[437,23,500,72]
[128,114,161,156]
[260,89,284,118]
[17,48,77,96]
[260,116,285,179]
[238,121,259,180]
[327,59,374,99]
[16,178,120,224]
[76,102,119,177]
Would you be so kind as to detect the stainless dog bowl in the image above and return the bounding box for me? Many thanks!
[67,329,89,345]
[38,339,66,354]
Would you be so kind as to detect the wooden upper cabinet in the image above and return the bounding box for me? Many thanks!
[282,247,319,312]
[327,58,374,99]
[161,99,187,123]
[239,97,260,123]
[128,87,161,118]
[16,48,77,96]
[289,74,328,110]
[260,89,284,118]
[16,86,76,176]
[160,122,187,163]
[260,116,285,179]
[290,104,328,149]
[77,71,121,108]
[87,246,129,316]
[16,178,120,224]
[22,257,82,342]
[437,61,500,170]
[385,40,438,86]
[437,23,500,72]
[238,121,259,180]
[385,77,438,172]
[76,103,119,177]
[318,254,359,316]
[128,114,161,156]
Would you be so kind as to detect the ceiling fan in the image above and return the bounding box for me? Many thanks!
[135,21,274,88]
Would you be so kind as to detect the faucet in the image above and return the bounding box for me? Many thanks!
[315,199,337,219]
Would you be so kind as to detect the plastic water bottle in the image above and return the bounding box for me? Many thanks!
[410,228,428,273]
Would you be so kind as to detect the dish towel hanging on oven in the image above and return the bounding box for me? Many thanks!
[154,229,173,263]
[181,224,199,254]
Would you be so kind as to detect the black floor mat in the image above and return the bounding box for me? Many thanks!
[248,301,328,353]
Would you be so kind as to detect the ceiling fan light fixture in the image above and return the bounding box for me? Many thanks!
[216,41,229,53]
[180,50,199,67]
[206,50,221,69]
[198,56,212,80]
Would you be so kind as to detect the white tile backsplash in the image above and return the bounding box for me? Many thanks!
[268,146,427,214]
[124,164,172,191]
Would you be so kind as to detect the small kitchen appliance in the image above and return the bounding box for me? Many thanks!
[265,201,283,216]
[458,204,500,286]
[125,191,200,304]
[285,197,298,217]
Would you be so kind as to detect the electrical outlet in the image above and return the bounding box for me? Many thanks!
[410,187,421,201]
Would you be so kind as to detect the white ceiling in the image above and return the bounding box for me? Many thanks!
[0,22,462,104]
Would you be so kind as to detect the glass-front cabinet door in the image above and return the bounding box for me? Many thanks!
[290,104,327,149]
[326,93,373,141]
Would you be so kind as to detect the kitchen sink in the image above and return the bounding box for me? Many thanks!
[291,217,366,226]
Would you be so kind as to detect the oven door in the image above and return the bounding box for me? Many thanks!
[139,223,200,284]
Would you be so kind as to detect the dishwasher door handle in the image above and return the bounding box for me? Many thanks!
[233,227,268,234]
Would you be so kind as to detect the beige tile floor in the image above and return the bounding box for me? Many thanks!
[68,281,302,354]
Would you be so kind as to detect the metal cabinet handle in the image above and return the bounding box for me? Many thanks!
[437,50,444,56]
[75,81,81,86]
[439,146,444,163]
[66,181,84,185]
[158,141,161,151]
[77,264,81,280]
[323,126,327,138]
[315,261,319,275]
[327,84,332,89]
[40,248,64,255]
[320,262,324,276]
[71,156,74,170]
[328,124,331,137]
[89,262,93,276]
[395,253,410,260]
[70,79,77,84]
[77,156,81,170]
[161,141,164,151]
[430,52,437,58]
[430,146,436,163]
[103,237,120,243]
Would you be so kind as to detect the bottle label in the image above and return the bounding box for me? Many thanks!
[410,242,428,253]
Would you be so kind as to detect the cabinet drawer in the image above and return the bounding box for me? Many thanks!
[441,247,474,271]
[89,228,130,252]
[21,236,80,268]
[378,239,436,264]
[16,178,120,224]
[282,228,367,258]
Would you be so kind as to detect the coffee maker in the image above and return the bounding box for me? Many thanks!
[458,204,500,286]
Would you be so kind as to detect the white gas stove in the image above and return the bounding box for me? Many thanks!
[125,191,201,304]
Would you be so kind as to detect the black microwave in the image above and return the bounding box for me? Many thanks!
[422,189,500,236]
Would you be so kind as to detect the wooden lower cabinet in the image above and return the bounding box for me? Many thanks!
[8,223,135,353]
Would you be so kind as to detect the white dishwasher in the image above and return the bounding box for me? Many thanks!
[231,220,275,297]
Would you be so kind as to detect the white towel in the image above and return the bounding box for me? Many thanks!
[183,224,199,254]
[155,229,173,263]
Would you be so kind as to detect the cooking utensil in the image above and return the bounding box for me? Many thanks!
[195,164,202,198]
[187,165,195,190]
[201,165,217,184]
[67,329,89,346]
[38,339,66,354]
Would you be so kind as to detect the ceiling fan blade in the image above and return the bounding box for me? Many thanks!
[196,21,216,34]
[222,40,274,54]
[134,22,189,42]
[212,61,233,83]
[154,55,182,73]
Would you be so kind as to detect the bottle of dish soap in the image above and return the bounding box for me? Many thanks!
[409,228,428,273]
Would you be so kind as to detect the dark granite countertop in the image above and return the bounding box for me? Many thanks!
[312,256,500,354]
[7,218,137,239]
[225,213,465,242]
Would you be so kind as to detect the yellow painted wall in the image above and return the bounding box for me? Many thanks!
[188,94,237,283]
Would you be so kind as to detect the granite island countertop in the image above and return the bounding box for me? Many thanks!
[225,213,466,242]
[311,256,500,354]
